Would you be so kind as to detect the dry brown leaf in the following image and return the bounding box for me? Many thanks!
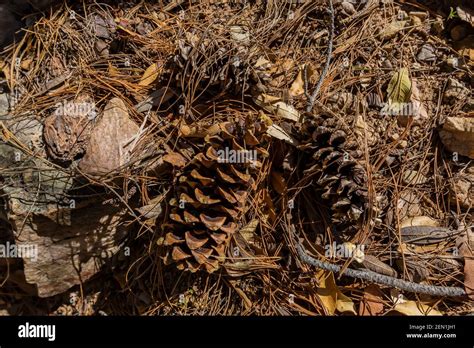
[464,259,474,300]
[139,63,161,86]
[163,152,187,167]
[359,284,385,316]
[20,59,33,71]
[289,65,313,97]
[270,171,287,194]
[409,80,428,121]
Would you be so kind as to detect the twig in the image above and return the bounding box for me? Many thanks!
[305,0,335,113]
[289,223,466,297]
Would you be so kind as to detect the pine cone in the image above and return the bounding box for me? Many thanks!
[298,113,369,237]
[163,117,269,272]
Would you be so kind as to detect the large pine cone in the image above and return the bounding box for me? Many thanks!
[298,113,370,237]
[162,117,269,272]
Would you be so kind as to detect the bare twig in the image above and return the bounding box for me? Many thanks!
[289,223,466,297]
[305,0,335,113]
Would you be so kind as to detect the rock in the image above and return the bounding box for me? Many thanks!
[450,166,474,209]
[95,39,109,57]
[439,116,474,159]
[4,187,130,297]
[402,170,428,185]
[92,15,116,39]
[6,117,44,154]
[417,44,437,62]
[0,92,9,116]
[43,95,96,162]
[0,139,130,297]
[397,191,423,221]
[446,56,460,69]
[79,98,140,177]
[380,20,407,40]
[229,25,250,45]
[341,1,356,15]
[443,78,469,102]
[0,107,134,297]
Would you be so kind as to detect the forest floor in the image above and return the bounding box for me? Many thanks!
[0,0,472,316]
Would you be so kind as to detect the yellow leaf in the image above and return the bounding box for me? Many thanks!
[316,271,356,315]
[139,63,161,86]
[289,65,313,97]
[239,219,259,243]
[388,68,412,103]
[384,68,412,115]
[392,301,442,316]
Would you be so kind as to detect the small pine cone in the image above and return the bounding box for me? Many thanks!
[298,114,369,236]
[163,117,269,273]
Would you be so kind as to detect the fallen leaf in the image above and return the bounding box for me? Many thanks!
[316,271,356,315]
[163,152,187,167]
[266,124,298,145]
[289,65,313,97]
[381,20,407,40]
[391,301,442,316]
[136,195,164,220]
[20,59,33,71]
[255,94,300,122]
[385,68,412,116]
[342,242,365,263]
[464,259,474,300]
[239,219,259,244]
[355,115,377,146]
[108,62,120,76]
[400,216,439,228]
[457,6,474,27]
[270,171,287,194]
[359,284,385,316]
[139,63,161,86]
